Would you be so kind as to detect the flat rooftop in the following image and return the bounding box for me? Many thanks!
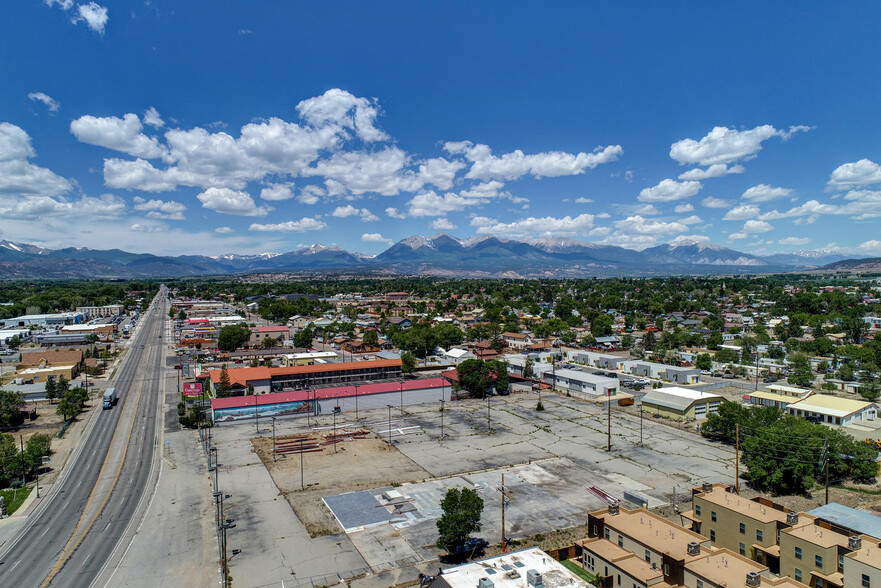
[695,486,790,524]
[788,394,877,417]
[782,519,852,549]
[686,548,768,587]
[599,507,708,556]
[805,503,881,539]
[435,547,591,588]
[577,538,664,584]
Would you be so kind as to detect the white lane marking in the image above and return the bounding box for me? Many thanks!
[41,526,51,538]
[9,560,20,573]
[83,552,92,567]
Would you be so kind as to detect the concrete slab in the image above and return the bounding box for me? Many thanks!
[324,490,395,532]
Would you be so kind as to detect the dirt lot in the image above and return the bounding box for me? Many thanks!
[253,431,431,538]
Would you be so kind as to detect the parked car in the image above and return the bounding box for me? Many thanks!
[722,373,736,379]
[763,377,777,383]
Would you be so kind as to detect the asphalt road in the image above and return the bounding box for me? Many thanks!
[0,288,166,587]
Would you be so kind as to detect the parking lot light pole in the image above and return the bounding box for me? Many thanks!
[387,404,393,447]
[355,384,359,421]
[271,416,276,462]
[440,399,445,442]
[487,393,492,434]
[639,402,643,446]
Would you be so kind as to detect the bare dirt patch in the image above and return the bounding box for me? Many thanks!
[253,431,431,538]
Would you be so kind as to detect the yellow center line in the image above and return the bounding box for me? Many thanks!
[40,307,161,587]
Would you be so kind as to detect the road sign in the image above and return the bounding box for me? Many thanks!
[182,382,203,397]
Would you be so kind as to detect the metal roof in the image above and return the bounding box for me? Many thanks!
[641,387,723,411]
[805,503,881,540]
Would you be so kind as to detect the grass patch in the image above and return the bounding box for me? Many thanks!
[0,485,33,515]
[833,485,881,496]
[561,560,600,583]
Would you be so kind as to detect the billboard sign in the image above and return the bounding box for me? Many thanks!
[183,382,203,397]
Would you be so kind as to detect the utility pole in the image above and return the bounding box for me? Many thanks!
[735,424,740,494]
[387,404,393,447]
[639,402,643,446]
[606,392,612,452]
[499,473,512,553]
[440,399,445,442]
[355,384,359,421]
[755,352,759,391]
[487,393,492,434]
[271,416,276,462]
[254,395,259,434]
[20,435,25,486]
[400,381,404,416]
[333,408,337,453]
[823,439,829,505]
[300,438,305,491]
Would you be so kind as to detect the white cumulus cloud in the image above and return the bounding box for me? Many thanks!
[0,122,73,197]
[677,163,744,180]
[430,218,457,230]
[361,232,393,244]
[742,220,773,233]
[445,140,622,181]
[471,214,595,239]
[74,2,109,34]
[28,92,60,113]
[827,159,881,191]
[701,197,730,209]
[674,203,694,213]
[723,204,761,221]
[197,187,270,216]
[638,179,702,203]
[260,184,294,201]
[614,215,687,235]
[132,196,186,220]
[670,125,809,167]
[407,191,481,217]
[143,107,165,128]
[70,113,167,159]
[331,205,379,221]
[778,236,810,245]
[385,207,407,219]
[249,218,326,232]
[742,184,792,202]
[215,227,233,234]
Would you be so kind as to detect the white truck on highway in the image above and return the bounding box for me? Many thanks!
[102,387,117,409]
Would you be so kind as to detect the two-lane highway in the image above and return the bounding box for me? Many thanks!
[0,288,168,587]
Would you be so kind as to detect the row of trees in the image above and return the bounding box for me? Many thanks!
[0,433,52,489]
[455,359,509,398]
[701,402,878,495]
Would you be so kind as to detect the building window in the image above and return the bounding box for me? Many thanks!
[740,523,746,534]
[756,529,763,542]
[697,581,704,588]
[862,573,871,588]
[604,528,610,540]
[618,535,623,547]
[838,554,844,572]
[711,511,717,522]
[618,574,621,586]
[815,578,823,588]
[710,530,716,542]
[815,554,823,568]
[795,546,802,559]
[795,568,802,582]
[645,549,651,562]
[739,542,746,555]
[695,505,701,516]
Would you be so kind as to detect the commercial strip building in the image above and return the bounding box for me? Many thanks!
[204,358,403,395]
[786,394,879,427]
[745,385,813,411]
[640,386,723,421]
[543,368,618,397]
[0,312,84,329]
[210,377,450,423]
[428,547,591,587]
[579,504,808,588]
[680,483,881,588]
[75,304,124,318]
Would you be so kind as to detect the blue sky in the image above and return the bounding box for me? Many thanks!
[2,2,881,257]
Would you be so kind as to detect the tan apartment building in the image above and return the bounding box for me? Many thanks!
[683,483,795,572]
[843,535,881,588]
[580,505,810,588]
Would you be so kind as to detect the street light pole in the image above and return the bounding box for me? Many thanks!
[355,384,359,421]
[333,409,337,453]
[440,399,445,442]
[400,381,404,416]
[271,416,276,462]
[607,391,612,452]
[254,395,259,434]
[487,393,492,434]
[300,438,305,491]
[639,402,643,446]
[387,404,393,447]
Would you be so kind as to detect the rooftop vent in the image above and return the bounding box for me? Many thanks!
[746,572,761,587]
[477,578,495,588]
[786,512,799,525]
[608,504,619,515]
[701,482,713,493]
[687,542,701,556]
[526,569,543,587]
[849,536,862,550]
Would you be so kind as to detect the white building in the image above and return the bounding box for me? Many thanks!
[75,305,124,318]
[428,547,593,587]
[786,394,879,427]
[543,368,618,397]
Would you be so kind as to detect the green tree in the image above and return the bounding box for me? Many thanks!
[8,335,20,348]
[590,314,613,338]
[436,487,484,556]
[261,336,278,349]
[523,357,534,378]
[293,327,313,349]
[490,360,509,394]
[217,325,251,352]
[215,365,233,398]
[0,389,26,427]
[456,359,492,398]
[0,433,18,486]
[787,354,814,388]
[694,353,712,371]
[56,397,79,421]
[45,379,57,404]
[401,351,417,375]
[362,330,379,347]
[24,433,52,473]
[433,323,464,349]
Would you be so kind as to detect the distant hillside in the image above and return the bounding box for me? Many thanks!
[0,236,871,279]
[817,257,881,272]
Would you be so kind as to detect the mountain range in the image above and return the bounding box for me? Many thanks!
[0,235,861,279]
